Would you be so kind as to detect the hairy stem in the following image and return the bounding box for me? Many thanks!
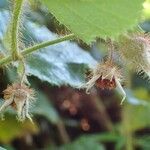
[22,34,75,55]
[11,0,24,60]
[0,34,75,66]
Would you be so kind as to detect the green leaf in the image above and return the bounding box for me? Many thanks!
[123,104,150,132]
[143,0,150,19]
[0,9,96,87]
[0,10,9,44]
[25,22,96,87]
[32,89,60,124]
[60,135,105,150]
[0,0,9,9]
[135,136,150,150]
[60,133,124,150]
[0,146,6,150]
[42,0,144,43]
[0,114,39,143]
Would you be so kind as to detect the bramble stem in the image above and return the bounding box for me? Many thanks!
[0,34,75,66]
[22,34,75,55]
[11,0,24,60]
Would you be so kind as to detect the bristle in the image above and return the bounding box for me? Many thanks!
[118,32,150,80]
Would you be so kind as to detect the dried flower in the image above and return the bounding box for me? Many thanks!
[84,60,126,104]
[0,83,35,122]
[118,32,150,77]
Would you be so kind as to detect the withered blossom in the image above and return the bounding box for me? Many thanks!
[0,83,35,122]
[83,60,126,104]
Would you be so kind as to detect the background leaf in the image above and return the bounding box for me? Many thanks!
[32,89,60,124]
[123,104,150,132]
[42,0,144,43]
[0,146,6,150]
[59,135,105,150]
[0,114,39,143]
[25,22,96,87]
[0,9,97,87]
[135,136,150,150]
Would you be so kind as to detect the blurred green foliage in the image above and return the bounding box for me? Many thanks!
[143,0,150,19]
[0,114,38,143]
